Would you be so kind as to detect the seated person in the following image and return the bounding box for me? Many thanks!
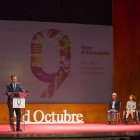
[138,100,140,123]
[124,94,136,123]
[107,92,120,125]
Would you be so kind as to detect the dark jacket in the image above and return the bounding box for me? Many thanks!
[6,82,25,104]
[108,99,120,111]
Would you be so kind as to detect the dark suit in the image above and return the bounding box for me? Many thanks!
[107,99,120,123]
[6,82,24,129]
[108,99,120,111]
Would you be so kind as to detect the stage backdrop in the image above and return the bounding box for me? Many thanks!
[0,20,112,104]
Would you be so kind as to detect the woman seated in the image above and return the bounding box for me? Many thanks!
[125,94,136,123]
[138,100,140,122]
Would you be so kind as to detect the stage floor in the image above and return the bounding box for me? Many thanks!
[0,123,140,139]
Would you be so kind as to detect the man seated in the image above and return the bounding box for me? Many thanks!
[107,93,120,125]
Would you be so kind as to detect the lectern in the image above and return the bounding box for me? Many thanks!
[11,92,28,131]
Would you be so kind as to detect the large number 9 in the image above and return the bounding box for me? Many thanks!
[31,28,71,98]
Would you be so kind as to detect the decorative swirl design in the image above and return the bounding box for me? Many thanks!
[31,28,71,98]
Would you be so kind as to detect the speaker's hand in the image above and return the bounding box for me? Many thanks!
[8,92,11,96]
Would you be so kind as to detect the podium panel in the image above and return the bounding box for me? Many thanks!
[13,98,25,108]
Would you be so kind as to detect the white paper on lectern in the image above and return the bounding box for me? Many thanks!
[13,98,25,108]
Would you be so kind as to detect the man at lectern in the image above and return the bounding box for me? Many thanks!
[5,75,25,132]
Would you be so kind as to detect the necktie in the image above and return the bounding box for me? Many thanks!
[13,84,16,91]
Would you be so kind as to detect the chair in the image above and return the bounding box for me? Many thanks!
[123,110,139,124]
[116,101,121,123]
[116,112,121,123]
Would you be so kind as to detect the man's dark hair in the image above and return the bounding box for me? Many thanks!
[11,75,17,80]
